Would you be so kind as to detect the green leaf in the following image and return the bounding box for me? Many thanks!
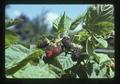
[97,65,114,78]
[94,53,111,64]
[88,53,114,78]
[70,14,84,30]
[5,44,44,75]
[5,18,23,28]
[86,36,95,56]
[83,5,114,36]
[109,67,114,78]
[86,36,109,64]
[5,30,19,48]
[56,53,77,70]
[73,29,89,44]
[49,64,63,76]
[93,54,100,64]
[96,53,111,64]
[92,21,114,36]
[86,36,101,64]
[53,12,72,36]
[9,63,58,78]
[53,14,72,29]
[85,5,114,25]
[105,66,111,78]
[76,65,89,78]
[58,12,66,34]
[90,65,107,78]
[94,36,108,48]
[48,57,63,69]
[89,61,108,78]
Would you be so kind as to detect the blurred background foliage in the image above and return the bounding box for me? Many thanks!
[5,4,114,58]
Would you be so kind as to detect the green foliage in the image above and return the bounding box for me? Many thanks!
[56,53,77,70]
[85,53,114,78]
[94,36,108,48]
[57,12,66,35]
[5,18,23,28]
[86,36,95,56]
[83,5,114,36]
[10,63,59,78]
[70,14,84,30]
[53,12,72,37]
[5,45,77,78]
[5,18,24,48]
[5,30,19,48]
[5,44,44,75]
[5,4,114,78]
[90,21,114,36]
[73,29,89,44]
[86,36,100,64]
[83,4,114,65]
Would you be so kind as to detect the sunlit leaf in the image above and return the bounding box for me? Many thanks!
[10,63,58,78]
[53,12,72,36]
[57,53,77,70]
[83,5,114,36]
[5,44,43,75]
[5,18,23,28]
[70,14,84,30]
[86,36,95,56]
[5,30,19,48]
[96,53,111,64]
[94,36,108,48]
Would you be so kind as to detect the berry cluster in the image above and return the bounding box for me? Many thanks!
[43,45,62,63]
[38,36,83,63]
[61,36,83,61]
[71,47,81,61]
[37,38,63,63]
[45,45,62,58]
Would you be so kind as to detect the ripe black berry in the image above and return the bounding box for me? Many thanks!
[61,36,71,50]
[71,47,81,61]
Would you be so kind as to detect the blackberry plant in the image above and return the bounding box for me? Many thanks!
[5,4,114,78]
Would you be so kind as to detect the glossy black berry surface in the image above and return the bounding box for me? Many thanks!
[62,37,71,50]
[71,47,81,61]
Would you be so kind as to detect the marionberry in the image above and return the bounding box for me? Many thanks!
[71,47,81,61]
[62,36,71,50]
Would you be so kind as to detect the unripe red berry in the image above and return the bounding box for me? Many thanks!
[46,50,53,58]
[53,47,62,55]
